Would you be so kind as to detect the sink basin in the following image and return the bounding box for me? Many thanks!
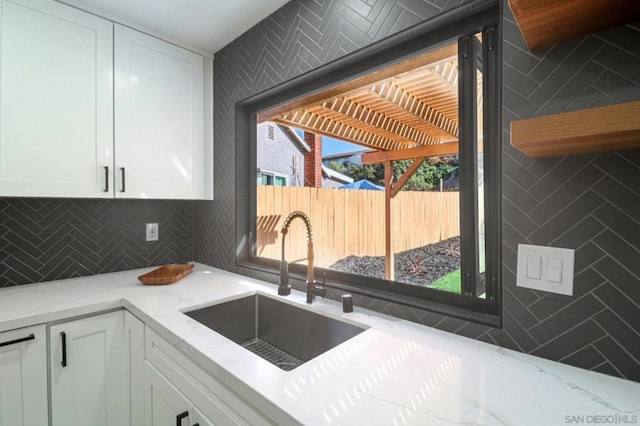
[185,293,366,371]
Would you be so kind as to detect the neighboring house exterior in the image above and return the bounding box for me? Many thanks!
[257,122,352,188]
[256,122,308,186]
[322,149,373,167]
[322,165,353,188]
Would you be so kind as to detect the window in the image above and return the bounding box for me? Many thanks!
[257,170,288,186]
[236,3,501,325]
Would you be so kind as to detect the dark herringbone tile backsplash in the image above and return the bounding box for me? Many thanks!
[0,198,194,286]
[194,0,640,381]
[1,0,638,381]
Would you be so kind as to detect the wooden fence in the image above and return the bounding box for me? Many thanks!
[256,186,460,268]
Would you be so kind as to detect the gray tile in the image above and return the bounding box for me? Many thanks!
[592,70,640,103]
[528,164,604,225]
[551,217,605,250]
[593,336,640,381]
[502,309,539,352]
[535,61,605,116]
[503,285,540,329]
[595,24,640,59]
[593,45,640,86]
[528,40,581,84]
[592,361,622,378]
[573,242,606,275]
[502,175,539,213]
[528,268,605,319]
[502,197,539,237]
[529,294,605,343]
[593,285,640,334]
[397,0,442,19]
[593,203,640,247]
[503,63,539,98]
[528,190,605,245]
[502,41,540,77]
[559,345,606,371]
[455,322,490,339]
[594,310,640,364]
[532,320,605,361]
[503,152,539,189]
[503,85,538,119]
[435,317,468,333]
[528,156,595,202]
[529,37,605,107]
[594,231,640,290]
[487,328,522,352]
[593,152,640,197]
[565,86,607,111]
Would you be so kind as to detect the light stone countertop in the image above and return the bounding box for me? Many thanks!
[1,263,638,425]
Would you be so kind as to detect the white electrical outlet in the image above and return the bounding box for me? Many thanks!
[146,223,159,241]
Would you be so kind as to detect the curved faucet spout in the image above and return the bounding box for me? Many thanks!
[279,211,324,303]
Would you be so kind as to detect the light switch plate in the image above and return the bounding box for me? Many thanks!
[517,244,574,296]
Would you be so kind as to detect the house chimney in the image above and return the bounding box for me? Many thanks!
[304,131,322,188]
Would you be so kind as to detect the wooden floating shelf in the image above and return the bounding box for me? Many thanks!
[508,0,640,51]
[511,101,640,158]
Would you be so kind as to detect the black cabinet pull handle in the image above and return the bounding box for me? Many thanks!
[193,423,199,426]
[176,411,188,426]
[120,167,126,192]
[104,166,109,192]
[0,333,34,347]
[60,331,67,367]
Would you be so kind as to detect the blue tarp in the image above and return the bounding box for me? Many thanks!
[339,179,384,191]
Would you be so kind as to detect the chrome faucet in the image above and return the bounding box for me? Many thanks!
[279,211,326,303]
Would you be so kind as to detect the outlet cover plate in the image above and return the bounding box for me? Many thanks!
[516,244,574,296]
[146,223,158,241]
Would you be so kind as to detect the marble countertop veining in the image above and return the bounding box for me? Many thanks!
[1,263,639,425]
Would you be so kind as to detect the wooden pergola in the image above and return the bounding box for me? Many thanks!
[258,42,476,280]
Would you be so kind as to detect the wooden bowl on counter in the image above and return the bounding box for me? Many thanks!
[138,263,195,285]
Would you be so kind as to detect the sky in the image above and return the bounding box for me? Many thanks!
[294,129,362,157]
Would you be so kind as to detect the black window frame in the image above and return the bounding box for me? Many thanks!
[235,0,502,327]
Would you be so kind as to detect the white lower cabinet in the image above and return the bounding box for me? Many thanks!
[49,311,128,426]
[0,325,48,426]
[125,311,145,426]
[144,327,272,425]
[6,308,284,426]
[145,361,213,426]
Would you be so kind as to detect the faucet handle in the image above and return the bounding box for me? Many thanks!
[278,260,291,296]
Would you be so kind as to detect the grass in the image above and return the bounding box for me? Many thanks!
[430,269,461,293]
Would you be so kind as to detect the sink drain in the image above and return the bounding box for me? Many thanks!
[241,338,302,371]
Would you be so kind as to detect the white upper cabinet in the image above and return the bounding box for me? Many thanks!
[0,0,213,200]
[0,0,113,197]
[115,24,212,200]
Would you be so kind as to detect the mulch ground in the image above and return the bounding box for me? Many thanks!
[330,236,460,286]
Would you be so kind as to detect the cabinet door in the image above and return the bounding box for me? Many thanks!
[144,361,194,426]
[125,312,145,425]
[0,0,113,197]
[192,407,214,426]
[50,311,127,426]
[0,325,47,426]
[114,24,207,200]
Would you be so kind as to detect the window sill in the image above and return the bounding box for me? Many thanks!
[237,259,501,328]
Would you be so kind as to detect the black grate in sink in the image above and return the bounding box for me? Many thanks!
[241,338,302,371]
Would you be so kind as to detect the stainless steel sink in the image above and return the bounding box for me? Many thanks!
[184,293,366,371]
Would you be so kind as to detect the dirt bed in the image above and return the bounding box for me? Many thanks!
[330,236,460,287]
